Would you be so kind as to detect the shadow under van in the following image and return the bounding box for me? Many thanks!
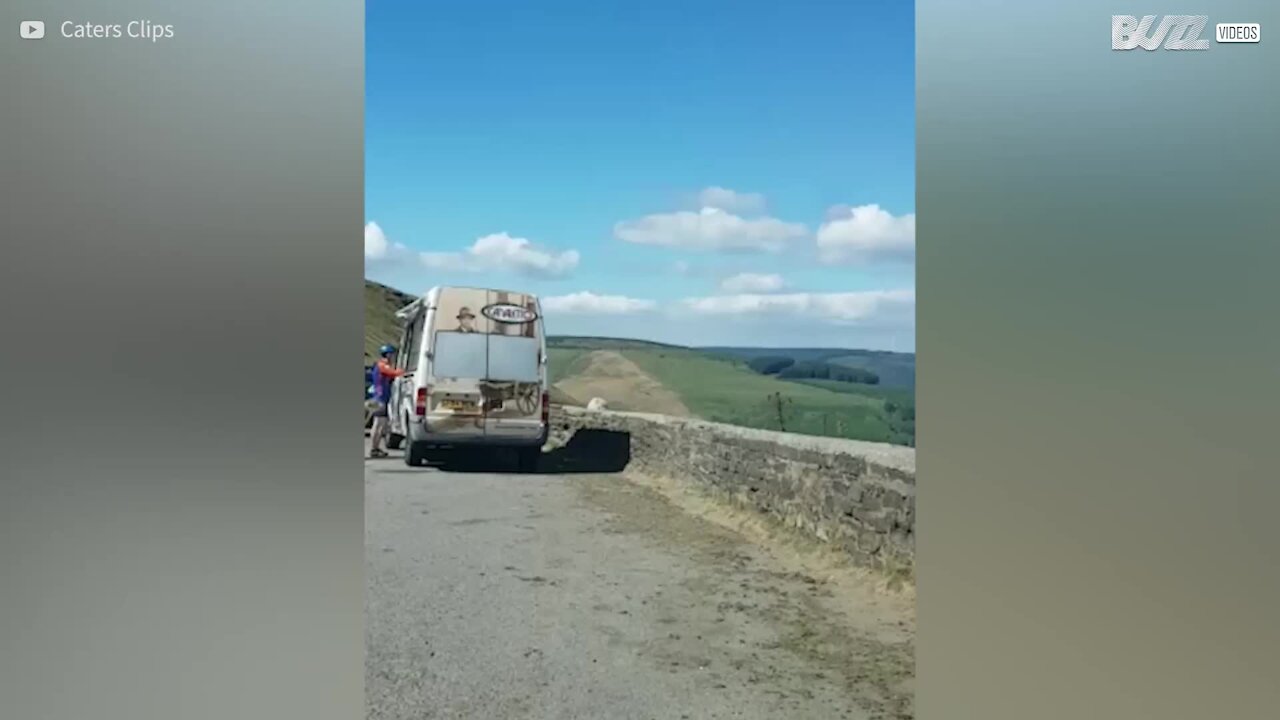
[427,429,632,475]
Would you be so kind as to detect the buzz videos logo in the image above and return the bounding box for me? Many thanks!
[1113,15,1209,50]
[1112,15,1261,50]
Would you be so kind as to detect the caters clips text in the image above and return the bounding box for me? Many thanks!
[61,21,174,42]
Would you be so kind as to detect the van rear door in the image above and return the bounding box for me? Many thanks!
[479,290,544,442]
[426,328,488,438]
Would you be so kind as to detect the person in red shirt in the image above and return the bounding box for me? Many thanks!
[369,344,406,458]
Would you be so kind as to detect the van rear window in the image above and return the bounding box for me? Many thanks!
[486,335,539,382]
[431,332,487,379]
[430,332,541,382]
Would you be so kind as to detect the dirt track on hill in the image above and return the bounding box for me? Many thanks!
[553,350,692,417]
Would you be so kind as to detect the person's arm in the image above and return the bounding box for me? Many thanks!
[377,360,407,379]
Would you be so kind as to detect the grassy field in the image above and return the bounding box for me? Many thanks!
[622,349,902,443]
[547,345,910,445]
[787,378,914,404]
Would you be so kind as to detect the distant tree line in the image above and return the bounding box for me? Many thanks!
[747,356,880,385]
[781,361,879,385]
[747,356,796,374]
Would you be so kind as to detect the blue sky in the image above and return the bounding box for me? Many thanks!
[366,1,915,351]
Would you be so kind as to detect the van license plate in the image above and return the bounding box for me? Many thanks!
[442,399,477,412]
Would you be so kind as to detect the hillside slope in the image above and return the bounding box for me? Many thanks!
[552,350,691,416]
[365,280,415,361]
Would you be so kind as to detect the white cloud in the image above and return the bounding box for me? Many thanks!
[419,232,579,278]
[614,207,806,253]
[719,272,786,293]
[542,291,657,315]
[680,289,914,325]
[366,224,389,260]
[697,186,766,215]
[365,222,388,259]
[365,221,408,261]
[672,260,693,276]
[816,204,915,264]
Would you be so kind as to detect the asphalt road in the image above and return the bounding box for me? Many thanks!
[365,450,914,720]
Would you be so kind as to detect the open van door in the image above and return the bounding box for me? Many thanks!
[387,303,424,444]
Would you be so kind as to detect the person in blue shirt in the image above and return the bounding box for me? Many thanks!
[368,344,405,458]
[363,361,378,429]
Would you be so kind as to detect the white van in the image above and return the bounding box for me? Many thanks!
[386,286,549,470]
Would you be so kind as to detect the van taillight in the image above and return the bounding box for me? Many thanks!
[541,391,549,424]
[416,387,430,416]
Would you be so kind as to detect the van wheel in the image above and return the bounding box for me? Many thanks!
[387,432,404,450]
[516,447,540,474]
[405,442,428,467]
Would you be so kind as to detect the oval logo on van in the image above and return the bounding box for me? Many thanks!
[481,303,537,324]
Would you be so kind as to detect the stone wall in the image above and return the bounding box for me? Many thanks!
[547,406,916,576]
